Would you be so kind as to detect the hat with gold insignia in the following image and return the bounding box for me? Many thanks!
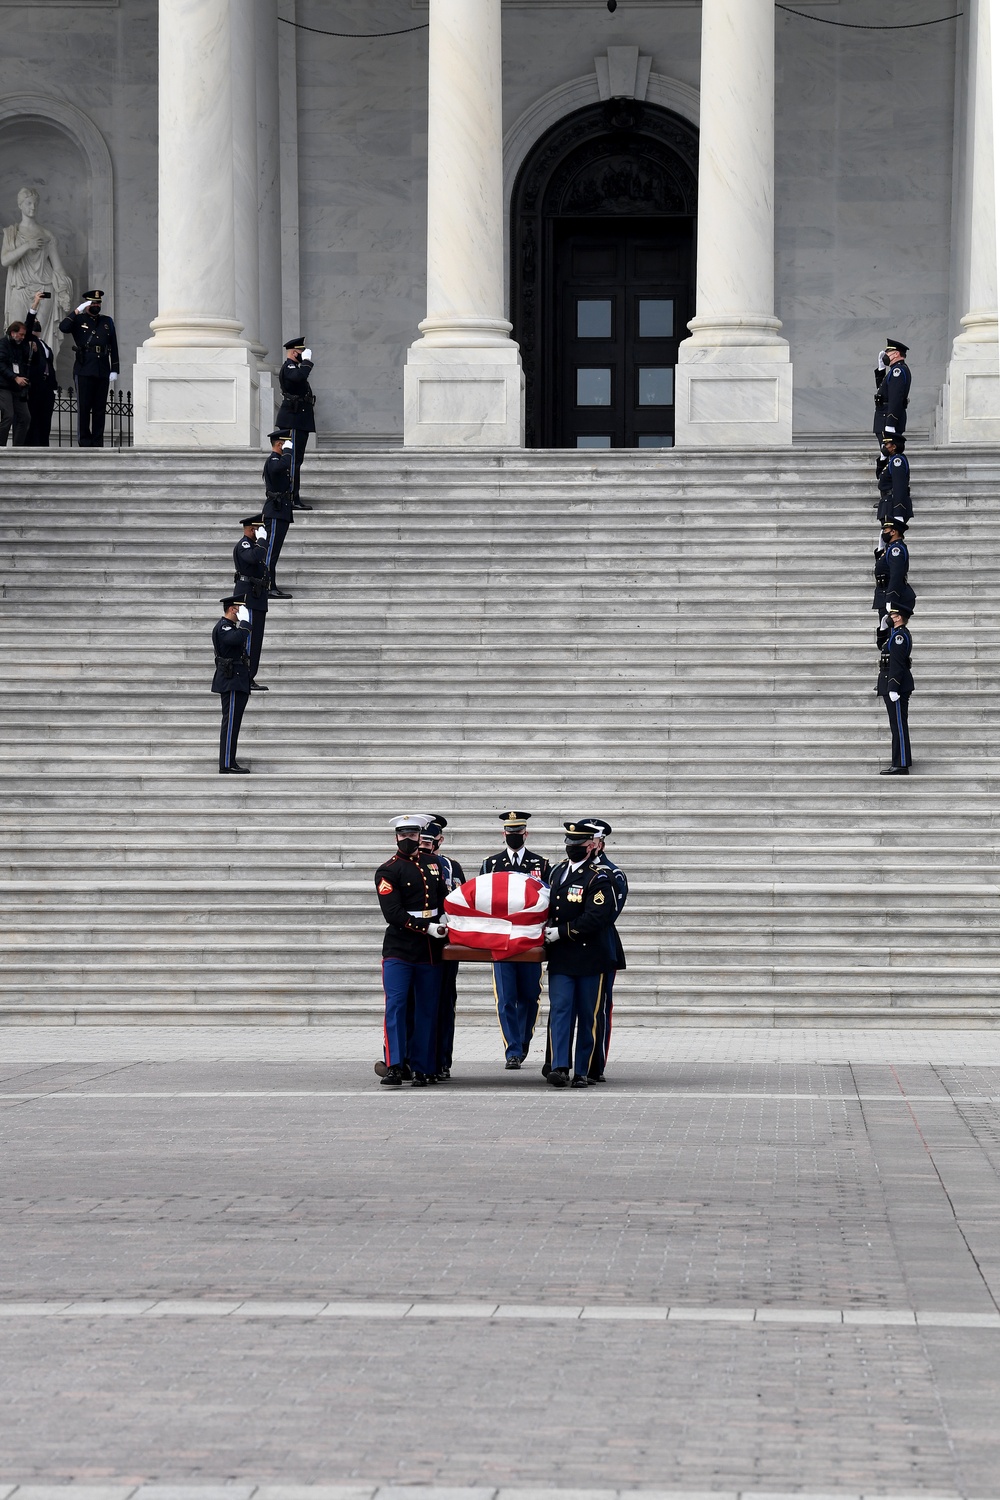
[83,289,104,302]
[240,514,264,528]
[564,818,610,840]
[499,810,531,830]
[885,338,908,357]
[391,814,431,834]
[283,337,306,351]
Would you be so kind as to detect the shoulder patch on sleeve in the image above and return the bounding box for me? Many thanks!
[892,368,902,376]
[894,634,905,645]
[893,458,902,467]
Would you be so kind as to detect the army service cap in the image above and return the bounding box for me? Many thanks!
[500,810,531,829]
[885,338,909,356]
[563,819,607,840]
[283,337,306,350]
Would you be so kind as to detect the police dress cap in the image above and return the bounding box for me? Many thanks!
[563,819,606,840]
[82,289,104,301]
[886,339,909,356]
[882,518,907,534]
[424,820,445,839]
[500,810,531,827]
[283,337,306,350]
[268,428,291,443]
[220,595,239,610]
[240,514,264,527]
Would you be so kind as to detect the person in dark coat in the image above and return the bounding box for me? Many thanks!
[58,289,119,446]
[232,514,271,690]
[878,605,914,776]
[262,429,295,598]
[875,430,912,526]
[480,811,552,1070]
[543,820,618,1088]
[212,596,252,774]
[274,337,315,508]
[421,815,466,1080]
[873,338,911,443]
[0,318,31,446]
[23,291,58,446]
[373,815,448,1087]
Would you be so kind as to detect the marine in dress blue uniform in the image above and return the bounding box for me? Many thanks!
[421,815,466,1078]
[876,433,912,527]
[212,596,252,773]
[374,815,448,1087]
[274,337,315,507]
[58,290,120,447]
[585,819,629,1082]
[543,821,618,1088]
[480,811,552,1069]
[878,606,914,775]
[232,515,270,688]
[873,338,911,443]
[262,429,295,597]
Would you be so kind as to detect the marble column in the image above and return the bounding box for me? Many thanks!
[256,0,283,365]
[404,0,524,447]
[133,0,259,448]
[675,0,792,446]
[940,0,1000,441]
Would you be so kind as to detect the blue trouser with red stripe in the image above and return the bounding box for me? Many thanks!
[492,960,542,1061]
[382,959,441,1076]
[547,971,603,1077]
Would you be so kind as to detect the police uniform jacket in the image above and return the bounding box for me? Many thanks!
[595,851,629,972]
[24,313,58,395]
[375,851,448,964]
[211,616,251,694]
[232,536,270,610]
[0,334,29,393]
[877,625,913,697]
[275,358,316,433]
[874,360,911,426]
[545,858,618,977]
[876,454,912,525]
[58,309,119,378]
[480,847,552,882]
[873,538,913,614]
[262,450,294,523]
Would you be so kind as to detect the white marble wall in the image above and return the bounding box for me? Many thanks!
[0,0,158,393]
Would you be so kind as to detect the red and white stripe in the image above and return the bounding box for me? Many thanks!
[444,871,550,958]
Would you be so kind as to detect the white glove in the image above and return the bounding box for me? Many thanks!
[889,691,900,702]
[255,526,267,542]
[109,372,118,383]
[75,301,91,314]
[282,440,293,452]
[428,922,448,940]
[544,926,560,944]
[877,352,887,371]
[236,605,250,624]
[302,348,312,362]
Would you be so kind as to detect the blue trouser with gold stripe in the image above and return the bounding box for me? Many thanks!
[435,959,460,1071]
[492,960,542,1062]
[547,971,603,1077]
[382,959,441,1076]
[588,968,617,1079]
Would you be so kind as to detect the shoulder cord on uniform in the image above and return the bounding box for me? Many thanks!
[776,5,962,28]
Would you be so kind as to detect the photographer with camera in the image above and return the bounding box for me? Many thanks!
[59,289,120,447]
[274,337,315,508]
[24,290,58,446]
[212,596,253,774]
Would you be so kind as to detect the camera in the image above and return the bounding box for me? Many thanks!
[39,291,51,299]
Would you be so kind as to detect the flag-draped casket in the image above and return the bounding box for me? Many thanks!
[443,871,550,961]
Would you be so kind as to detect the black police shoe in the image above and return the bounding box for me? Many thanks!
[379,1066,403,1088]
[434,1069,450,1082]
[249,680,269,692]
[268,587,293,599]
[589,1074,606,1084]
[292,500,313,511]
[571,1075,589,1089]
[548,1068,570,1089]
[879,765,910,775]
[219,763,250,774]
[505,1057,522,1070]
[411,1073,431,1087]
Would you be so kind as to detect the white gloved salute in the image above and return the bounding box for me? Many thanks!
[75,301,91,315]
[282,440,293,452]
[236,605,250,624]
[544,926,560,944]
[877,352,887,371]
[301,348,312,362]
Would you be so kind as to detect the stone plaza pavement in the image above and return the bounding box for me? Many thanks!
[2,1026,1000,1496]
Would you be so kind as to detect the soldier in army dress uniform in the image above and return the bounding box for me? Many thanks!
[374,816,449,1087]
[232,515,271,691]
[262,429,295,598]
[59,290,120,447]
[586,819,628,1083]
[480,811,552,1070]
[212,596,252,774]
[543,820,618,1088]
[275,338,315,508]
[421,815,466,1079]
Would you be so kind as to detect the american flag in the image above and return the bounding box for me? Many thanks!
[443,871,550,958]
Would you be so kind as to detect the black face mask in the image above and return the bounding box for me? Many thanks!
[565,842,589,862]
[396,837,419,857]
[505,833,525,850]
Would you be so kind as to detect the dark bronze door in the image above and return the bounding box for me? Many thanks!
[553,219,694,450]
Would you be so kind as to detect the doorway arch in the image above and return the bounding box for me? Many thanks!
[510,100,698,449]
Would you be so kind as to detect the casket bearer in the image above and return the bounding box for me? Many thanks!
[544,821,618,1088]
[480,811,551,1070]
[421,815,466,1080]
[373,815,448,1088]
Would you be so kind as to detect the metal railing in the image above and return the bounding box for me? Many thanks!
[53,386,133,448]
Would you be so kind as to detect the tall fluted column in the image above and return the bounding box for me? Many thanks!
[232,0,264,361]
[404,0,524,446]
[256,0,283,445]
[675,0,792,446]
[134,0,259,447]
[939,0,1000,441]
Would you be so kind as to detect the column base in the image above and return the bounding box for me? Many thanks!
[675,345,793,448]
[404,344,524,447]
[133,345,261,449]
[935,346,1000,444]
[258,368,277,450]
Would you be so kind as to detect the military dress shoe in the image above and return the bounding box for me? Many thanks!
[505,1057,522,1071]
[379,1066,404,1088]
[879,765,910,776]
[548,1068,571,1089]
[571,1074,590,1089]
[268,587,293,599]
[292,500,313,511]
[411,1072,431,1087]
[219,762,250,774]
[435,1068,450,1082]
[249,679,269,692]
[590,1073,607,1084]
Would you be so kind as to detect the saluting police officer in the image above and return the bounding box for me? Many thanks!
[212,596,252,774]
[480,811,552,1070]
[232,514,271,691]
[59,289,120,447]
[262,429,295,598]
[878,604,914,775]
[275,338,316,508]
[420,815,466,1080]
[543,820,618,1089]
[873,520,915,645]
[876,427,912,527]
[374,815,448,1088]
[873,338,911,444]
[586,819,628,1084]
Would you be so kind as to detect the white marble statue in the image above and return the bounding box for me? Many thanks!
[2,187,73,360]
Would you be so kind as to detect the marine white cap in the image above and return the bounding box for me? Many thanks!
[391,813,432,832]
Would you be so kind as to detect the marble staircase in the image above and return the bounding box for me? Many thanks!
[2,445,999,1025]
